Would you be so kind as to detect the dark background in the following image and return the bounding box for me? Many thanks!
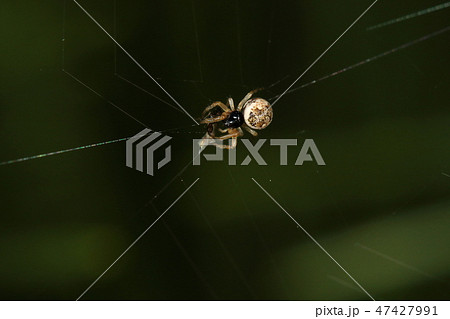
[1,0,449,300]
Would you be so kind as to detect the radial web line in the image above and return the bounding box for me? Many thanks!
[191,0,204,82]
[61,0,67,70]
[270,26,450,100]
[355,243,436,279]
[252,178,376,301]
[226,166,291,298]
[265,8,275,83]
[76,178,200,300]
[328,275,363,293]
[113,0,117,74]
[150,202,219,299]
[0,138,127,166]
[112,0,180,111]
[144,152,201,205]
[64,70,148,127]
[71,0,199,124]
[115,74,182,113]
[182,178,258,299]
[367,2,450,31]
[271,0,378,107]
[235,0,245,85]
[0,124,198,167]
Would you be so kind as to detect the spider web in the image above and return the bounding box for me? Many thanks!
[0,0,450,301]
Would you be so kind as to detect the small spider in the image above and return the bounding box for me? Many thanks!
[199,89,273,149]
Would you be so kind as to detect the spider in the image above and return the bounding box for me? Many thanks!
[199,89,273,149]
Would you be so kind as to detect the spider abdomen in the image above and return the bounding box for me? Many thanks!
[243,98,273,130]
[224,110,245,128]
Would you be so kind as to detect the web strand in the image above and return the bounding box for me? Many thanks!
[367,2,450,31]
[252,178,376,301]
[191,0,204,83]
[235,0,245,86]
[76,178,200,300]
[270,26,450,100]
[63,70,148,127]
[226,166,291,298]
[355,243,437,279]
[0,125,199,167]
[113,0,117,75]
[71,0,199,125]
[271,0,379,107]
[0,138,127,166]
[183,178,258,299]
[150,202,219,299]
[115,74,182,113]
[61,0,66,70]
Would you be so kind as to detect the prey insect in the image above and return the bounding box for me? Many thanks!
[199,89,273,149]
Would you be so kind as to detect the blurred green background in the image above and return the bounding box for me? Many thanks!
[1,0,449,300]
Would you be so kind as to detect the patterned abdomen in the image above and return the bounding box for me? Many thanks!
[242,98,273,130]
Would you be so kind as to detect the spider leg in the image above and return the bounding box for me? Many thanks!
[201,101,230,118]
[200,112,229,124]
[216,128,243,140]
[198,132,217,150]
[210,137,238,149]
[242,124,258,137]
[212,128,243,149]
[207,122,217,137]
[237,88,263,111]
[205,128,243,149]
[227,98,235,111]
